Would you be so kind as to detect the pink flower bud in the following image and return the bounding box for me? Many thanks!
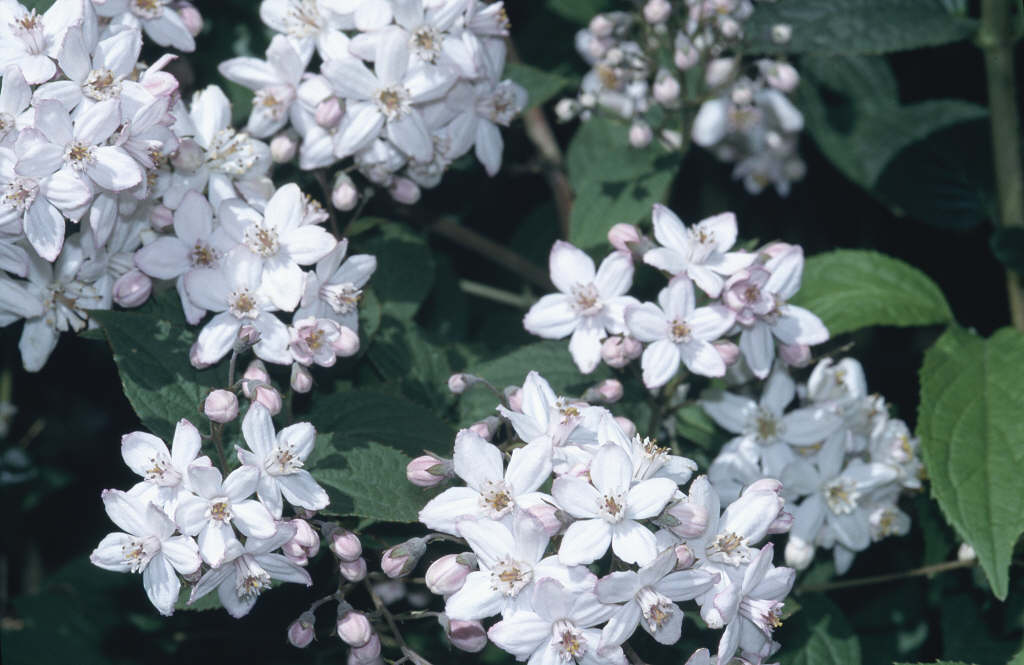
[291,363,313,393]
[242,360,270,396]
[784,536,815,570]
[643,0,671,23]
[601,335,643,368]
[614,416,637,439]
[505,386,523,412]
[282,541,308,566]
[332,173,358,211]
[349,633,381,663]
[628,121,652,148]
[337,609,373,647]
[336,326,360,356]
[653,74,681,105]
[190,342,213,369]
[204,389,239,423]
[270,132,299,163]
[113,269,152,308]
[425,553,477,595]
[674,44,699,70]
[957,543,977,562]
[767,511,793,534]
[150,204,174,230]
[714,341,740,366]
[171,138,204,171]
[525,503,564,536]
[468,416,499,440]
[662,501,709,538]
[140,54,180,98]
[719,16,740,38]
[447,619,488,652]
[326,526,363,561]
[254,385,282,415]
[174,2,203,36]
[447,373,471,394]
[778,343,811,367]
[287,611,316,648]
[588,14,613,37]
[381,537,427,578]
[389,177,421,205]
[291,518,320,552]
[594,379,623,403]
[316,97,344,127]
[673,543,696,570]
[771,23,792,44]
[406,454,453,487]
[607,223,641,252]
[339,557,367,582]
[705,58,736,87]
[236,325,261,351]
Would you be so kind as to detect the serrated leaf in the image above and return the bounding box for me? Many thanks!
[367,316,463,410]
[917,326,1024,600]
[743,0,976,55]
[569,168,678,251]
[778,596,861,665]
[791,250,952,336]
[90,290,221,440]
[359,221,435,319]
[566,116,674,190]
[505,62,573,109]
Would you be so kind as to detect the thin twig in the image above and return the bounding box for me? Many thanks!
[624,642,648,665]
[227,348,239,387]
[458,279,536,308]
[364,579,410,653]
[424,216,553,290]
[795,558,977,594]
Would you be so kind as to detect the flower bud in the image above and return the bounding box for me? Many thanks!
[628,121,652,148]
[113,269,152,308]
[771,23,793,44]
[389,177,421,205]
[190,342,213,369]
[784,536,815,570]
[325,525,363,561]
[614,416,637,439]
[447,372,476,394]
[447,619,488,652]
[607,223,641,252]
[761,61,799,93]
[425,553,477,595]
[175,2,203,36]
[588,14,614,37]
[204,389,239,423]
[291,518,320,552]
[336,325,360,357]
[406,453,453,487]
[601,335,642,368]
[316,97,343,128]
[525,503,565,536]
[337,609,373,647]
[287,611,316,648]
[270,132,299,163]
[719,16,740,38]
[778,343,811,368]
[554,98,579,122]
[505,386,523,412]
[659,501,709,538]
[673,543,696,570]
[674,44,699,70]
[171,138,204,171]
[339,557,367,582]
[381,537,428,578]
[150,204,174,230]
[468,416,500,440]
[291,363,313,393]
[282,541,308,566]
[253,385,282,415]
[349,633,381,663]
[590,378,623,404]
[242,360,270,396]
[643,0,671,23]
[140,54,180,99]
[705,58,736,88]
[235,325,261,352]
[767,510,793,534]
[713,341,740,366]
[653,74,681,105]
[957,543,977,562]
[332,173,359,211]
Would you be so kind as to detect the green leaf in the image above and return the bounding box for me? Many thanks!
[566,116,673,190]
[90,290,221,440]
[778,596,861,665]
[894,662,976,665]
[546,0,613,24]
[917,326,1024,600]
[990,228,1024,275]
[359,221,435,319]
[504,62,574,109]
[366,316,465,411]
[569,169,678,251]
[791,250,953,336]
[743,0,976,55]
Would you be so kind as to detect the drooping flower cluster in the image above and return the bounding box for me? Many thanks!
[409,371,797,665]
[221,0,526,207]
[557,1,806,196]
[524,203,828,380]
[703,357,924,575]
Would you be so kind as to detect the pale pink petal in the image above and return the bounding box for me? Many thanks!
[453,428,504,491]
[549,240,595,294]
[558,518,611,565]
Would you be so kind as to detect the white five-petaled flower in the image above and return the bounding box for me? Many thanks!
[174,464,277,567]
[524,241,638,374]
[553,443,677,566]
[598,412,696,484]
[236,402,329,519]
[626,277,736,387]
[597,548,719,647]
[34,24,141,111]
[121,418,212,515]
[260,0,354,61]
[685,476,786,568]
[95,0,196,52]
[294,238,377,333]
[0,0,86,84]
[90,489,202,616]
[497,370,600,448]
[643,206,755,298]
[418,428,552,536]
[219,34,305,138]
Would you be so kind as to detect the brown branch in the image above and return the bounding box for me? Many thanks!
[795,558,977,594]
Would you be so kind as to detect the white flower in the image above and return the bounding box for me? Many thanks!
[444,78,528,176]
[219,34,305,138]
[121,418,212,515]
[524,242,639,373]
[597,548,718,646]
[643,206,754,297]
[597,412,696,484]
[488,578,625,665]
[189,521,312,618]
[236,402,329,519]
[418,429,552,535]
[90,489,201,616]
[174,463,277,567]
[0,0,86,84]
[496,370,601,448]
[553,443,677,566]
[95,0,196,52]
[626,277,735,387]
[329,0,394,32]
[685,476,785,567]
[34,24,141,111]
[0,65,32,146]
[260,0,353,61]
[293,238,377,332]
[446,512,596,620]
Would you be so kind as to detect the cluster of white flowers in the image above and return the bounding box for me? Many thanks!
[557,1,806,196]
[524,203,828,381]
[90,403,330,617]
[223,0,526,208]
[704,357,923,575]
[407,371,796,665]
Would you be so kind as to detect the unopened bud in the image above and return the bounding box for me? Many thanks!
[628,121,652,148]
[190,342,213,369]
[659,501,709,538]
[447,619,488,652]
[291,363,313,393]
[719,16,740,38]
[270,131,299,163]
[291,518,320,552]
[784,536,815,570]
[282,541,308,566]
[113,269,152,308]
[588,14,614,37]
[525,503,565,536]
[288,611,316,648]
[254,385,282,415]
[332,173,359,211]
[204,389,239,423]
[171,138,204,171]
[339,557,367,581]
[241,360,270,397]
[673,543,696,570]
[326,525,363,561]
[316,97,343,128]
[349,633,381,663]
[614,416,637,439]
[957,543,977,562]
[505,386,523,412]
[335,326,360,356]
[406,454,453,487]
[175,2,203,36]
[771,23,792,44]
[468,416,500,440]
[337,609,373,647]
[608,223,641,252]
[762,61,799,93]
[674,44,699,70]
[767,510,793,534]
[554,97,579,122]
[705,58,736,87]
[601,335,642,368]
[381,537,428,578]
[389,177,420,205]
[778,343,811,368]
[448,372,483,394]
[150,204,174,230]
[425,552,477,595]
[653,74,681,105]
[596,378,623,403]
[235,325,261,352]
[714,341,740,366]
[643,0,671,23]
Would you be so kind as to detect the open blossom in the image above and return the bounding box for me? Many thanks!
[289,317,354,366]
[524,241,638,373]
[0,0,86,84]
[95,0,196,52]
[34,24,141,112]
[684,476,786,567]
[598,413,696,484]
[496,370,601,448]
[218,34,305,138]
[236,402,330,519]
[294,238,377,332]
[90,489,202,616]
[121,418,211,514]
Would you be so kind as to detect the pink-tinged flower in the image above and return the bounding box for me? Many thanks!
[294,238,377,332]
[91,489,201,616]
[174,464,277,567]
[685,476,786,568]
[626,277,736,387]
[236,402,329,519]
[34,24,142,111]
[289,317,354,367]
[219,183,336,311]
[643,206,754,297]
[597,548,719,646]
[0,0,88,84]
[219,34,305,138]
[260,0,355,62]
[184,253,291,366]
[525,242,639,373]
[418,429,552,535]
[487,579,625,665]
[95,0,196,52]
[443,78,528,176]
[722,245,828,378]
[597,413,696,484]
[496,370,601,448]
[121,418,212,514]
[189,522,313,618]
[553,443,677,566]
[0,66,32,147]
[328,0,394,33]
[446,513,595,621]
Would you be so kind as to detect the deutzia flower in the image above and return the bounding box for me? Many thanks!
[34,24,142,111]
[0,0,86,84]
[121,418,212,514]
[553,443,677,566]
[418,428,552,535]
[496,370,601,448]
[260,0,354,61]
[293,238,377,333]
[90,489,202,616]
[685,476,786,567]
[523,241,639,373]
[0,66,31,147]
[598,413,696,484]
[218,34,305,138]
[94,0,196,52]
[236,402,330,519]
[625,277,736,387]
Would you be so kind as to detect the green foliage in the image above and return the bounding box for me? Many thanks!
[743,0,976,55]
[790,249,953,336]
[918,326,1024,600]
[504,62,574,109]
[90,291,220,441]
[778,596,861,665]
[546,0,614,24]
[990,228,1024,275]
[358,221,436,319]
